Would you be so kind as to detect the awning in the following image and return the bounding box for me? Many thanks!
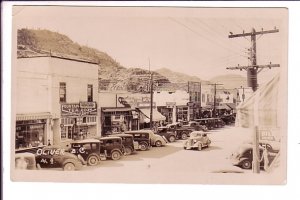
[102,107,136,112]
[215,104,232,110]
[226,103,236,110]
[16,112,52,121]
[201,105,213,110]
[139,108,166,122]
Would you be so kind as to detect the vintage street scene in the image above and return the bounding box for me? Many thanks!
[11,6,287,184]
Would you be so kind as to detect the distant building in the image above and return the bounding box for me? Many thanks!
[15,55,99,151]
[154,90,190,123]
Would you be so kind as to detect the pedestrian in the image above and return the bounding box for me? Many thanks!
[121,122,127,132]
[79,129,84,140]
[262,144,269,171]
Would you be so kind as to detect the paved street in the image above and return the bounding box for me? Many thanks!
[77,125,277,184]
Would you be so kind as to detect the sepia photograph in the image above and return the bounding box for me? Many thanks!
[8,4,288,185]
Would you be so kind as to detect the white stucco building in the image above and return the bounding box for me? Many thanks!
[14,55,99,150]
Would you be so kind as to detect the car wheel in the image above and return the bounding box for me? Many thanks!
[111,151,121,160]
[139,142,149,151]
[198,144,202,151]
[169,135,176,143]
[241,159,252,169]
[181,133,188,140]
[87,155,98,166]
[155,140,162,147]
[124,147,133,155]
[63,163,75,171]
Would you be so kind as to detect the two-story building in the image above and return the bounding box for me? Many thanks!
[14,55,99,151]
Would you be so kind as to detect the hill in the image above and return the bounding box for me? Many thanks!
[210,74,247,89]
[17,28,170,91]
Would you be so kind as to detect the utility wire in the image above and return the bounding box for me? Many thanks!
[169,17,248,58]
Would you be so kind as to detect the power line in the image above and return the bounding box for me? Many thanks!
[169,17,248,58]
[191,18,247,52]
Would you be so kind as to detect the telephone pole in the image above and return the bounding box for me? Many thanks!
[209,83,223,118]
[150,72,154,130]
[227,27,280,174]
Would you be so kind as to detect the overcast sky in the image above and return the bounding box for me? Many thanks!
[13,6,287,82]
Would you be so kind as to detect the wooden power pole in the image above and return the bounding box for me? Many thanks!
[227,27,280,173]
[209,83,223,118]
[150,72,153,130]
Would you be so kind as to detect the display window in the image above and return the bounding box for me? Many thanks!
[16,120,46,149]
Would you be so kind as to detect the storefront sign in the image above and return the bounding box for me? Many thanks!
[79,102,97,109]
[137,102,156,108]
[259,129,275,141]
[29,124,44,129]
[166,102,176,108]
[61,104,81,116]
[61,103,97,116]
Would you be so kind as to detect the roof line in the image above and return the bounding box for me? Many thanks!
[17,54,99,65]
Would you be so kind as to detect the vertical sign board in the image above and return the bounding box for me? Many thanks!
[259,129,275,141]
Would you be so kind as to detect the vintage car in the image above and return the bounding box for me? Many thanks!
[156,127,177,142]
[126,130,167,149]
[212,118,226,128]
[69,139,106,166]
[166,122,193,140]
[107,133,138,155]
[95,136,124,160]
[183,121,209,132]
[194,118,215,130]
[183,131,211,151]
[35,145,85,171]
[15,152,36,170]
[230,143,277,170]
[124,131,151,151]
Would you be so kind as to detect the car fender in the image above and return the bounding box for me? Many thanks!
[111,148,123,156]
[87,153,100,162]
[194,141,202,147]
[238,157,250,164]
[62,158,82,169]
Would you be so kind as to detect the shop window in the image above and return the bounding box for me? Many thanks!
[15,122,45,149]
[87,84,93,102]
[61,126,67,139]
[59,82,66,103]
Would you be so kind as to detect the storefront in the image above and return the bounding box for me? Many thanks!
[176,106,189,121]
[60,102,98,141]
[101,107,138,135]
[157,106,173,124]
[15,112,51,152]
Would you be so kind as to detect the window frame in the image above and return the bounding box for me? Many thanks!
[59,82,67,103]
[87,84,93,102]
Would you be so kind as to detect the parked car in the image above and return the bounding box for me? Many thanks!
[243,140,280,154]
[35,145,84,171]
[183,131,211,151]
[230,143,277,170]
[212,118,226,128]
[220,115,235,125]
[194,118,215,130]
[126,130,167,148]
[166,122,193,140]
[15,152,36,170]
[69,139,106,166]
[124,131,151,151]
[183,121,208,132]
[108,133,138,155]
[95,136,124,160]
[156,127,177,142]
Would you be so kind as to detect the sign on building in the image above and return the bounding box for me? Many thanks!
[61,102,97,116]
